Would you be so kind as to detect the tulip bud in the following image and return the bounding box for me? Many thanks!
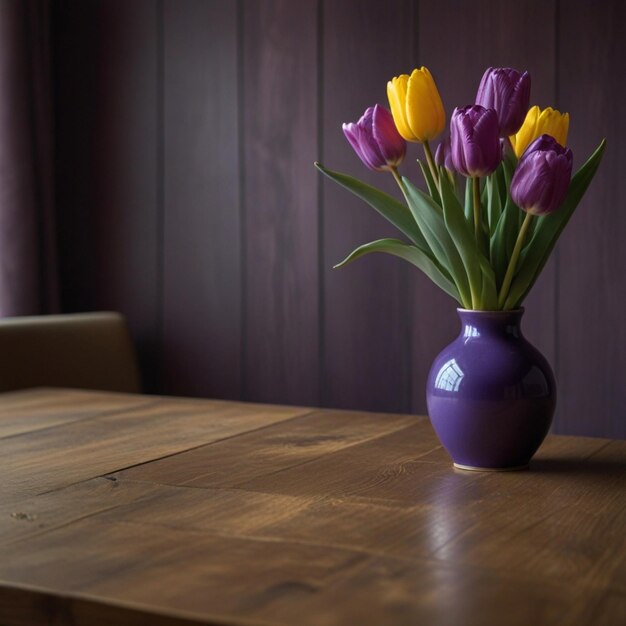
[510,134,573,215]
[500,137,513,159]
[450,105,501,177]
[387,67,446,143]
[475,67,531,137]
[435,136,454,171]
[342,104,406,172]
[510,105,569,158]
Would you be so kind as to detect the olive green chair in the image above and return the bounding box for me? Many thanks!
[0,312,141,394]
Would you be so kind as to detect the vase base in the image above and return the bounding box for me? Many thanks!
[453,462,529,472]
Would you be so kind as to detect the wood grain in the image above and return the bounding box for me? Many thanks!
[1,395,310,501]
[162,0,241,400]
[268,554,590,626]
[0,477,161,546]
[242,0,320,405]
[556,0,626,438]
[0,388,149,439]
[112,408,416,488]
[1,389,624,625]
[0,517,365,626]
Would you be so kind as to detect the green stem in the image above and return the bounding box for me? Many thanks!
[391,166,416,212]
[498,212,534,309]
[446,169,455,189]
[390,166,471,310]
[472,176,482,242]
[423,140,439,187]
[390,166,405,193]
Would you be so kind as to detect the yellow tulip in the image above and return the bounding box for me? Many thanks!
[387,67,446,143]
[510,105,570,158]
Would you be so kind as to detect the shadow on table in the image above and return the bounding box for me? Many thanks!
[529,457,626,478]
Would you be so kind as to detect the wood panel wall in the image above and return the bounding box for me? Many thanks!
[162,0,240,399]
[53,0,625,438]
[54,0,161,390]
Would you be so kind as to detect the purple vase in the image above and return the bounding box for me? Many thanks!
[426,308,556,471]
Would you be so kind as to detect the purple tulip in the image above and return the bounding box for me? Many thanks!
[476,67,531,137]
[435,136,455,171]
[450,105,501,178]
[510,134,573,215]
[342,105,406,172]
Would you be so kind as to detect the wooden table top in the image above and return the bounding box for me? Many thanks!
[1,388,624,626]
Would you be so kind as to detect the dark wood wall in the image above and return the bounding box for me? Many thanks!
[53,0,625,438]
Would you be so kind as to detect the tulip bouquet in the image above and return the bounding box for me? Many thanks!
[316,67,605,310]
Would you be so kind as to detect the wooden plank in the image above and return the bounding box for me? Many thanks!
[112,408,416,488]
[83,482,421,558]
[236,421,480,503]
[53,1,160,391]
[0,588,203,626]
[93,454,626,583]
[429,491,626,587]
[236,422,619,507]
[268,554,585,626]
[425,442,626,584]
[242,0,320,405]
[1,390,625,625]
[162,0,241,400]
[576,592,626,626]
[0,477,161,546]
[0,389,152,439]
[0,515,610,626]
[0,392,311,499]
[321,0,413,413]
[556,0,626,438]
[416,0,558,414]
[0,517,366,626]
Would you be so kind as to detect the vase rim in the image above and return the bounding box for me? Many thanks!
[456,307,525,314]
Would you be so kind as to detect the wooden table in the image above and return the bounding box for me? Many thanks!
[1,389,624,626]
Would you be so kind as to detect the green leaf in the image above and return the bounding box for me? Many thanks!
[502,150,517,174]
[486,173,502,236]
[440,173,497,309]
[334,238,461,304]
[314,163,428,252]
[417,160,441,207]
[478,255,498,310]
[495,161,508,209]
[500,153,525,232]
[464,177,473,222]
[504,138,606,308]
[481,176,488,208]
[453,172,465,208]
[402,176,472,308]
[490,168,524,291]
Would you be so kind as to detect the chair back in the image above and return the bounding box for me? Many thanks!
[0,312,141,393]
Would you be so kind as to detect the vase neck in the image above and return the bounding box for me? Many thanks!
[457,309,524,339]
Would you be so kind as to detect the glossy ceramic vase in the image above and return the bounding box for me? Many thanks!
[426,308,556,471]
